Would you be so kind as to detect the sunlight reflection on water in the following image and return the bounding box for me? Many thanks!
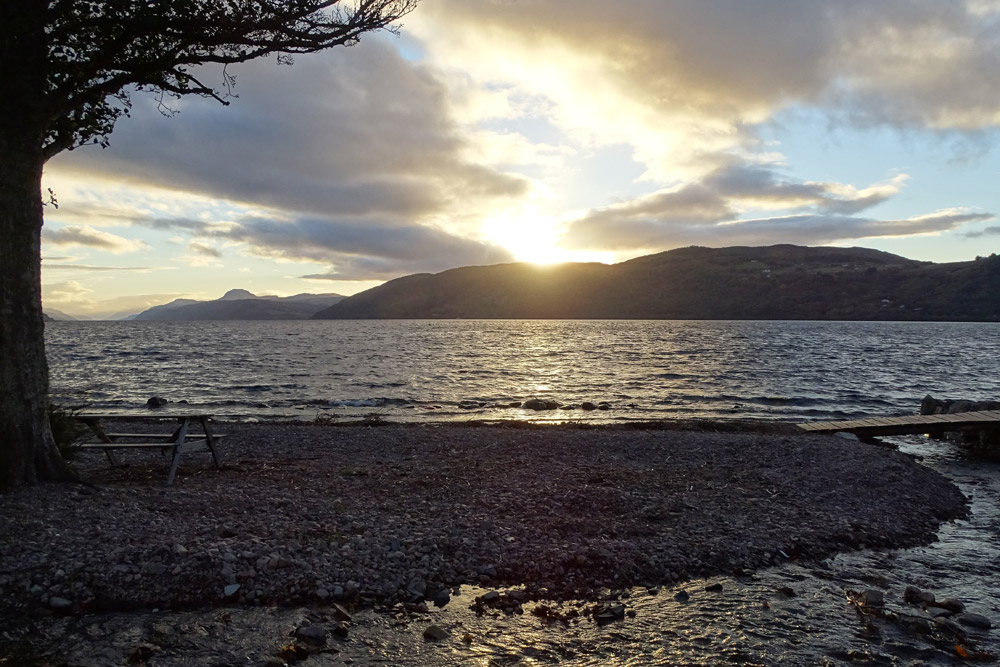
[46,320,1000,424]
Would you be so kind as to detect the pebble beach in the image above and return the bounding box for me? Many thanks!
[0,421,975,664]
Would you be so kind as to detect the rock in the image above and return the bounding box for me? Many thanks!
[776,586,797,598]
[146,396,168,409]
[900,614,933,634]
[581,402,597,411]
[330,621,349,640]
[294,625,327,645]
[597,402,611,410]
[958,613,992,630]
[316,588,330,599]
[704,583,724,593]
[407,578,427,598]
[223,584,241,597]
[49,596,72,611]
[937,598,966,613]
[594,603,626,625]
[903,585,934,605]
[522,399,550,411]
[432,589,451,607]
[216,525,238,538]
[143,563,167,575]
[673,590,690,602]
[423,624,450,641]
[920,395,940,415]
[927,606,954,618]
[860,589,884,607]
[947,400,974,414]
[332,603,352,622]
[481,590,500,603]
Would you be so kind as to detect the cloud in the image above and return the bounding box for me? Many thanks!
[562,163,927,251]
[50,39,525,222]
[39,1,1000,283]
[43,281,91,301]
[565,203,993,252]
[410,0,1000,184]
[41,225,148,253]
[42,263,152,271]
[964,225,1000,238]
[226,215,516,280]
[43,38,532,279]
[187,242,221,258]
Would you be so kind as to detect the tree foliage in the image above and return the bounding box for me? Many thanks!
[0,0,416,487]
[40,0,417,160]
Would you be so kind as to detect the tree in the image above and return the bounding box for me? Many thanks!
[0,0,417,487]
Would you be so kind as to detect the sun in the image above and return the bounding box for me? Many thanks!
[483,211,573,265]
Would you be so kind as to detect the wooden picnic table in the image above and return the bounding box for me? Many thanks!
[76,413,226,485]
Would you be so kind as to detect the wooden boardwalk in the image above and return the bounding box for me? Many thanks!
[798,410,1000,438]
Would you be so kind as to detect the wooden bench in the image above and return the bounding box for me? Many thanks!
[77,414,226,485]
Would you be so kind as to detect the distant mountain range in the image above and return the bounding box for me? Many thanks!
[313,245,1000,321]
[132,289,343,320]
[43,308,79,321]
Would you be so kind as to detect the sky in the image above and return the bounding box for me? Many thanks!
[42,0,1000,318]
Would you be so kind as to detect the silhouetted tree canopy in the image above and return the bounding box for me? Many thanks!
[0,0,418,487]
[41,0,418,158]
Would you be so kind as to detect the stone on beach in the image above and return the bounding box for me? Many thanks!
[0,422,969,619]
[423,624,450,641]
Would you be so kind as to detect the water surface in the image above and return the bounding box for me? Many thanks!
[45,320,1000,422]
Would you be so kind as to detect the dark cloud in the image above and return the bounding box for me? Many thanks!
[143,218,218,234]
[566,207,993,251]
[51,40,525,220]
[964,225,1000,238]
[47,39,527,280]
[41,225,146,253]
[187,242,222,258]
[701,163,898,215]
[564,161,924,251]
[225,215,515,280]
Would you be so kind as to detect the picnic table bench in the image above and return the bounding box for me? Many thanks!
[76,413,226,485]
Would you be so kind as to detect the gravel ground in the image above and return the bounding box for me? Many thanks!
[0,420,967,620]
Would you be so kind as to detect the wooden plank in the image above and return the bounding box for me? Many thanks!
[797,410,1000,437]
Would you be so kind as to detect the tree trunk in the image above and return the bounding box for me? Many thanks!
[0,142,76,488]
[0,2,75,487]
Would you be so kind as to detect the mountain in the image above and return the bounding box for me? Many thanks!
[217,288,258,301]
[313,245,1000,321]
[133,290,343,320]
[42,308,78,321]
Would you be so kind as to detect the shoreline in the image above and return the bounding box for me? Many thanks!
[0,421,966,613]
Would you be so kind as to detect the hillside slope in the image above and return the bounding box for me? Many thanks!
[134,290,343,320]
[314,245,1000,321]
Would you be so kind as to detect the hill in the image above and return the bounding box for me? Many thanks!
[133,289,343,321]
[313,245,1000,321]
[42,308,79,321]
